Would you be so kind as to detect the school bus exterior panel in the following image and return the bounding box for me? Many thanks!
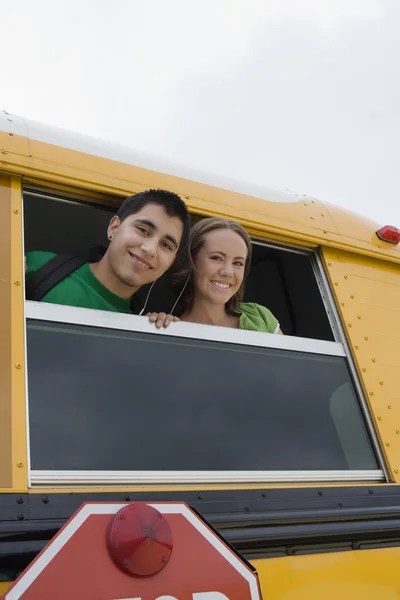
[1,111,400,597]
[322,247,400,477]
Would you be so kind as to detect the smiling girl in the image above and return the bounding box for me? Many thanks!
[150,218,282,333]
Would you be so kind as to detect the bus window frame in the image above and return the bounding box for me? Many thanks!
[244,239,389,484]
[25,300,385,487]
[21,189,390,486]
[311,251,390,482]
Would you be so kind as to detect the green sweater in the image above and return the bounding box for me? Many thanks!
[238,302,279,333]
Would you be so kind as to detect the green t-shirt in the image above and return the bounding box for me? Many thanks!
[238,302,279,334]
[25,251,132,313]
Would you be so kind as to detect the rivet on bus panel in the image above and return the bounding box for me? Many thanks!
[1,150,7,155]
[379,381,384,385]
[372,358,376,362]
[328,262,332,266]
[362,368,366,372]
[377,416,382,421]
[369,392,374,396]
[335,282,339,286]
[341,302,345,306]
[386,442,390,447]
[344,275,348,279]
[395,469,399,474]
[357,315,362,319]
[16,462,24,468]
[355,345,359,349]
[364,336,369,341]
[348,323,352,327]
[311,217,315,220]
[351,295,355,299]
[14,280,21,286]
[15,363,21,369]
[396,430,400,435]
[387,405,392,409]
[13,209,19,214]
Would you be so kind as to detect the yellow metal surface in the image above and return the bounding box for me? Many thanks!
[253,547,400,599]
[27,482,399,495]
[0,175,12,488]
[1,130,399,264]
[322,247,400,482]
[0,175,28,490]
[10,176,28,490]
[0,581,11,594]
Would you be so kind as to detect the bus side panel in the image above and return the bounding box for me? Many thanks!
[253,547,400,599]
[0,174,27,491]
[0,175,13,488]
[0,582,11,594]
[321,247,400,482]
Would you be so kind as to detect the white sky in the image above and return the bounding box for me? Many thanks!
[1,0,400,226]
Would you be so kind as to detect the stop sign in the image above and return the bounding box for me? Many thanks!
[2,503,262,600]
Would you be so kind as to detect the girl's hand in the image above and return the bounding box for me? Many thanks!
[147,312,180,329]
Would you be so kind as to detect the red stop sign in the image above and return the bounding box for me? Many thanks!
[2,503,262,600]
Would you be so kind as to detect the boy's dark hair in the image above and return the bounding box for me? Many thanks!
[117,189,190,271]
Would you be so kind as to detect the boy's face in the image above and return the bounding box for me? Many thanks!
[106,203,183,289]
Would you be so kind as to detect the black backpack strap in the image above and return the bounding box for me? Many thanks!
[26,246,107,302]
[26,254,87,301]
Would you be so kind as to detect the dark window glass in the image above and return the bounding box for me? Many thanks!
[27,321,378,472]
[23,193,113,255]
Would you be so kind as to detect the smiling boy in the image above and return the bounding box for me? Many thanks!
[25,189,190,314]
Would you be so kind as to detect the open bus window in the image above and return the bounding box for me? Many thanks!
[26,306,380,485]
[23,191,384,487]
[23,192,334,342]
[23,191,114,255]
[244,243,333,340]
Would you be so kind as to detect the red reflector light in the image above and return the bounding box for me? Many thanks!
[376,225,400,244]
[107,504,173,577]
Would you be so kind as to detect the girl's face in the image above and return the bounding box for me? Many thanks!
[193,228,248,306]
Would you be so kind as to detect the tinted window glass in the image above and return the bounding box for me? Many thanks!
[24,193,113,255]
[27,321,378,472]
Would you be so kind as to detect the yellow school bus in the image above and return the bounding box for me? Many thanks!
[1,109,400,598]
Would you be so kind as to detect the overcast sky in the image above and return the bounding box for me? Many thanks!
[2,0,399,226]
